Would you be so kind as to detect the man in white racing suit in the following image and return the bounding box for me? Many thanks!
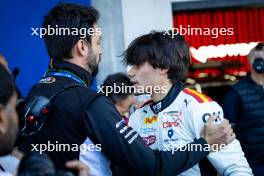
[129,83,252,175]
[124,31,253,175]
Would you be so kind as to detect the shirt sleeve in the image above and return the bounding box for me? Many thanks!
[128,109,140,129]
[223,89,241,123]
[83,96,210,176]
[189,100,253,176]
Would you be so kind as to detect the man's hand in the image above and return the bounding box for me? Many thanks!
[201,116,235,151]
[65,160,89,176]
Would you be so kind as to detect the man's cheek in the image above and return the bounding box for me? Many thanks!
[14,111,19,127]
[9,108,19,130]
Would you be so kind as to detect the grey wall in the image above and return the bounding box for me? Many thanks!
[92,0,126,85]
[92,0,173,84]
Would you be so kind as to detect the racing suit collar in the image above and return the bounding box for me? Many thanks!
[51,59,93,86]
[150,82,184,114]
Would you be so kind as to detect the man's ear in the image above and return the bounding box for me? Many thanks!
[74,39,89,57]
[160,68,169,75]
[0,105,7,135]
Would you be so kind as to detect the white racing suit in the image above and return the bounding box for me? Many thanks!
[129,83,253,176]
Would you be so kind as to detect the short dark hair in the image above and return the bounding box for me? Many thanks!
[0,64,15,106]
[18,152,56,175]
[255,42,264,51]
[102,73,133,103]
[123,31,190,83]
[42,3,99,60]
[248,42,264,62]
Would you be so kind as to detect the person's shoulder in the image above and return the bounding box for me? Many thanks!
[180,88,222,115]
[87,94,113,106]
[233,76,251,88]
[76,86,98,95]
[130,103,148,119]
[129,100,152,127]
[224,87,240,101]
[181,88,213,104]
[180,89,223,126]
[70,87,112,112]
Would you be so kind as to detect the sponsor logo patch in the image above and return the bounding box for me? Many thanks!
[39,77,56,84]
[184,99,191,107]
[162,116,181,128]
[202,111,221,124]
[163,138,191,145]
[168,129,174,138]
[138,127,157,134]
[163,110,182,117]
[142,135,156,146]
[144,116,157,124]
[152,102,162,112]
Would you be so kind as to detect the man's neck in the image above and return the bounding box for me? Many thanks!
[251,72,264,88]
[151,81,173,102]
[65,58,92,74]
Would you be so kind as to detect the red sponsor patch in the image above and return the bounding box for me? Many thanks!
[143,135,156,146]
[163,120,180,128]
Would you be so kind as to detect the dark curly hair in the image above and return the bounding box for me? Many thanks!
[42,3,99,60]
[102,73,133,103]
[123,31,190,83]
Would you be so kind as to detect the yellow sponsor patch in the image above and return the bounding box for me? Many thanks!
[144,116,157,124]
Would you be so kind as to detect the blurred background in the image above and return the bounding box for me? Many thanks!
[0,0,263,107]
